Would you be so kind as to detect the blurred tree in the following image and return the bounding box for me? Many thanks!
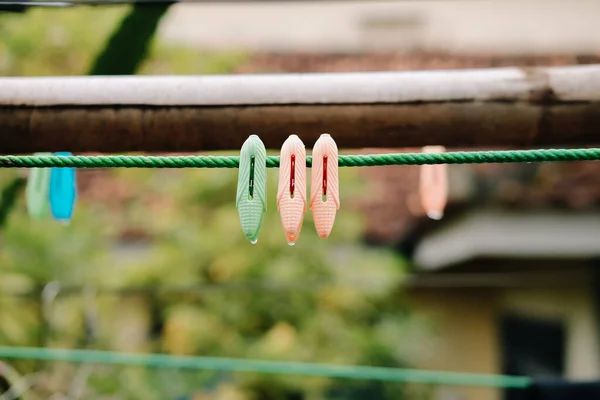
[0,6,243,76]
[0,177,25,229]
[88,3,173,75]
[0,4,27,13]
[98,167,417,399]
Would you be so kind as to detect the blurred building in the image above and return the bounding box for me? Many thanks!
[361,159,600,400]
[161,0,600,55]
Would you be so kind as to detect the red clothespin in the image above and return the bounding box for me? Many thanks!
[310,134,339,238]
[277,135,307,245]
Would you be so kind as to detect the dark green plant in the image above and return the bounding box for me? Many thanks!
[88,3,173,75]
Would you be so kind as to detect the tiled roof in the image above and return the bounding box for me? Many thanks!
[233,52,599,74]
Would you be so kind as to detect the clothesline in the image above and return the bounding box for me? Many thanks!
[0,346,532,389]
[2,147,600,168]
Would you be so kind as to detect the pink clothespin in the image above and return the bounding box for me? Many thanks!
[310,134,339,238]
[419,146,448,220]
[277,135,307,246]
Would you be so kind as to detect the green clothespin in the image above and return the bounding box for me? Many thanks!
[25,152,52,220]
[236,135,267,244]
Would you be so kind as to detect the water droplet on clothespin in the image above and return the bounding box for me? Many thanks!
[236,135,267,244]
[49,152,77,224]
[310,134,339,238]
[427,211,444,220]
[420,146,448,220]
[26,152,52,220]
[277,135,306,245]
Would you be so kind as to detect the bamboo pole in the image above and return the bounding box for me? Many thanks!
[1,65,600,153]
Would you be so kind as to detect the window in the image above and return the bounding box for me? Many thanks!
[501,314,566,400]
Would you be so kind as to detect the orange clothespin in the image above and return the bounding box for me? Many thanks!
[310,134,339,238]
[277,135,307,246]
[419,146,448,220]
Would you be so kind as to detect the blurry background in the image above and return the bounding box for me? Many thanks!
[1,1,600,399]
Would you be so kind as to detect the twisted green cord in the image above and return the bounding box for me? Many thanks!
[0,148,599,168]
[0,347,532,388]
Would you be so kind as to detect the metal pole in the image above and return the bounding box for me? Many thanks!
[1,65,600,153]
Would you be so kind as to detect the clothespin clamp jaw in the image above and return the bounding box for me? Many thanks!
[49,152,77,224]
[277,135,307,246]
[310,134,339,238]
[236,135,267,244]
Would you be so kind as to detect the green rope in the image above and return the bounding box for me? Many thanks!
[0,148,599,169]
[0,347,532,388]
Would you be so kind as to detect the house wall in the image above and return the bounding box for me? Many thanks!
[499,286,600,380]
[409,288,501,400]
[409,284,600,400]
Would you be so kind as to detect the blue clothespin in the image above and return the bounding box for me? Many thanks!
[49,152,77,223]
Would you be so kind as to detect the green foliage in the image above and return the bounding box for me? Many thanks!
[0,168,419,399]
[0,7,248,76]
[88,3,172,75]
[87,167,416,399]
[0,7,128,76]
[0,177,25,229]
